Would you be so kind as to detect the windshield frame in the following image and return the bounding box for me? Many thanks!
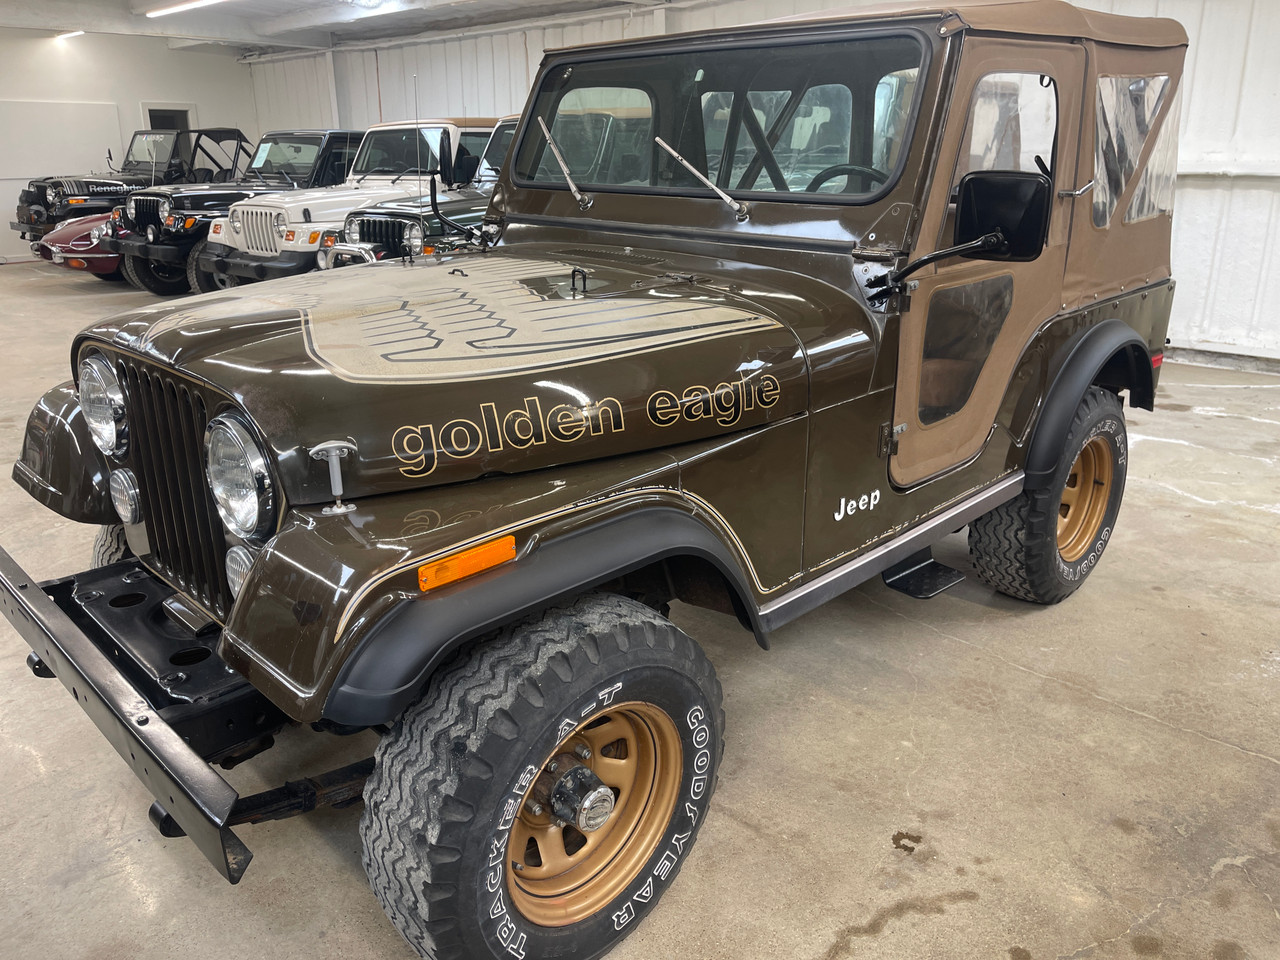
[350,126,446,178]
[511,26,932,210]
[123,131,180,169]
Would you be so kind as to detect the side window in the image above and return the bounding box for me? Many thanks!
[1125,88,1180,223]
[873,68,919,172]
[1092,75,1172,227]
[953,72,1059,187]
[459,131,491,157]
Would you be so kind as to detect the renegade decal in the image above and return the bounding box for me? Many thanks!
[392,375,781,478]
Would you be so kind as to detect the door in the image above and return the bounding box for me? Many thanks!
[890,39,1086,486]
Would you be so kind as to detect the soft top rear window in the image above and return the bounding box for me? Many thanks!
[514,33,925,205]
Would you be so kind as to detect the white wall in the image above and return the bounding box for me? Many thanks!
[0,27,257,263]
[238,0,1276,360]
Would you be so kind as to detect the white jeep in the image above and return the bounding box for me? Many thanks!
[199,118,494,284]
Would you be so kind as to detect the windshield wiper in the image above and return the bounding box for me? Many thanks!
[391,167,431,185]
[655,136,748,221]
[538,117,592,210]
[251,167,267,184]
[279,168,296,186]
[357,166,398,183]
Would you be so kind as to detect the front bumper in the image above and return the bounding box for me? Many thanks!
[0,546,284,882]
[102,234,193,264]
[317,241,379,269]
[11,220,55,240]
[199,242,314,281]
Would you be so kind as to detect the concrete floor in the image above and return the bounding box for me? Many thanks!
[1,259,1278,960]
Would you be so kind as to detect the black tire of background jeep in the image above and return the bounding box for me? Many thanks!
[92,524,133,566]
[119,254,144,290]
[360,593,724,960]
[187,240,239,294]
[93,268,126,282]
[125,254,191,296]
[968,386,1127,604]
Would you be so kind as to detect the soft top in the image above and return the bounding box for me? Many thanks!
[549,0,1187,53]
[368,118,499,131]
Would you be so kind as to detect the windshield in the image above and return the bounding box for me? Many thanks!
[249,135,324,178]
[481,122,518,173]
[514,34,924,203]
[351,127,443,177]
[124,132,179,167]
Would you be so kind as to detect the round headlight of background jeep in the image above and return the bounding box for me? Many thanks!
[157,198,171,221]
[204,415,274,540]
[403,221,424,255]
[345,216,360,244]
[78,354,126,456]
[126,196,136,220]
[274,212,288,239]
[109,469,143,525]
[225,545,255,599]
[230,209,242,233]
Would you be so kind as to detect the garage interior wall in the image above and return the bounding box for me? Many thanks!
[0,27,257,263]
[249,0,1279,360]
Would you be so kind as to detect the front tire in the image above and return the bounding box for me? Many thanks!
[360,594,724,960]
[969,386,1127,603]
[186,239,239,293]
[91,524,132,566]
[125,254,191,296]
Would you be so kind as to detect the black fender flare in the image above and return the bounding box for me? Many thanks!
[1024,319,1152,490]
[11,381,114,524]
[322,506,762,727]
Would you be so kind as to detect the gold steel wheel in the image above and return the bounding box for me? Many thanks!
[507,701,682,927]
[1057,436,1115,562]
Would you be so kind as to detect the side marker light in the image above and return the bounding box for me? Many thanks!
[418,535,516,592]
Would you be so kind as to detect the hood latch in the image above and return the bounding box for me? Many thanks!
[310,440,358,516]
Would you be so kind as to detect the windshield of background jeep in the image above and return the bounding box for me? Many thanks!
[248,135,324,179]
[513,34,923,203]
[123,132,179,168]
[351,128,443,176]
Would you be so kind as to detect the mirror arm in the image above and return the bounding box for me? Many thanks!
[429,175,486,249]
[866,231,1005,303]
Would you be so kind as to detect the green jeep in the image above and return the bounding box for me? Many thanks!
[0,2,1186,959]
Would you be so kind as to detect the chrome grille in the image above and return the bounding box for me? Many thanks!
[116,357,232,620]
[134,196,164,231]
[241,208,279,255]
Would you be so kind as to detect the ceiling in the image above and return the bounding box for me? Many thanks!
[0,0,667,54]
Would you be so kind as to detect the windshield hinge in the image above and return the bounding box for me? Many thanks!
[878,422,907,458]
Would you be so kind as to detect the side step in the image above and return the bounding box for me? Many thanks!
[881,548,965,599]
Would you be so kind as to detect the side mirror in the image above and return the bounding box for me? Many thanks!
[955,171,1052,262]
[437,130,454,186]
[453,153,480,186]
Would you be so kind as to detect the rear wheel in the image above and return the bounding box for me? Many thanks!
[186,239,239,294]
[360,594,723,960]
[968,386,1127,603]
[125,254,191,296]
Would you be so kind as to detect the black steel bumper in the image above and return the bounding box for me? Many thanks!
[11,220,54,240]
[0,546,267,883]
[101,235,192,263]
[199,243,313,281]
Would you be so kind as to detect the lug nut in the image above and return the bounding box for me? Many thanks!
[524,800,543,817]
[574,744,592,761]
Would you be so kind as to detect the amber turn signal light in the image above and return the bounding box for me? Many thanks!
[418,535,516,592]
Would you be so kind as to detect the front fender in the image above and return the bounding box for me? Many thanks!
[11,381,114,524]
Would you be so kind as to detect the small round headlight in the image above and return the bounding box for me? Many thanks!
[90,225,104,243]
[345,216,360,244]
[79,355,126,456]
[109,469,143,525]
[225,545,255,599]
[230,209,242,234]
[205,414,273,540]
[158,198,171,221]
[274,212,288,239]
[403,221,424,255]
[125,196,136,221]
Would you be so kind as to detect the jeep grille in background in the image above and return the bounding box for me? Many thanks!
[241,208,279,255]
[357,217,412,248]
[133,197,165,231]
[116,357,233,620]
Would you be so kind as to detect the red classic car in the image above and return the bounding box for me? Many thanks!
[35,213,123,281]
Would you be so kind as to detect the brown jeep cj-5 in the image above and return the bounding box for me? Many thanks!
[0,2,1186,958]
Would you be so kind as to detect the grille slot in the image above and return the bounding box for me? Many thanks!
[358,217,412,249]
[118,359,232,620]
[134,197,164,231]
[241,208,279,255]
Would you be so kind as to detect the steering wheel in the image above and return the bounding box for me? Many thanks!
[805,163,891,193]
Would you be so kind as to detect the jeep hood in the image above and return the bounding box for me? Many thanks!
[79,249,808,505]
[232,178,468,225]
[138,181,291,212]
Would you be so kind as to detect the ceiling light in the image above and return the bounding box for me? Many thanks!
[55,30,85,40]
[146,0,232,18]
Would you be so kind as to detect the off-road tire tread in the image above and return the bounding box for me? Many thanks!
[360,593,723,960]
[119,253,143,290]
[125,254,191,296]
[92,524,132,566]
[187,240,236,294]
[968,386,1124,604]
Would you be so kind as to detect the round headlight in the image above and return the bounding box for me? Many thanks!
[78,355,126,456]
[274,212,288,239]
[109,469,143,525]
[403,221,424,255]
[225,545,255,599]
[205,415,274,540]
[90,225,104,243]
[345,216,360,244]
[126,196,136,220]
[158,198,171,221]
[230,209,242,234]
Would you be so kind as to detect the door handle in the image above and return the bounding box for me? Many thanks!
[1058,179,1095,199]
